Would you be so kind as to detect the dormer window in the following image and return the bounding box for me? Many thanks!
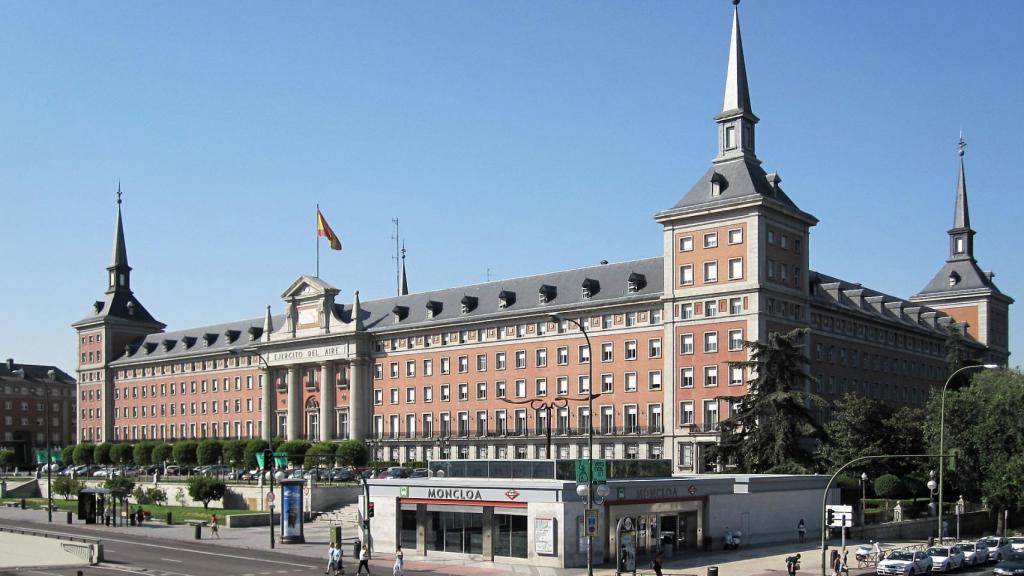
[202,333,216,347]
[538,284,556,304]
[460,295,478,314]
[125,301,135,316]
[223,330,240,344]
[581,278,599,300]
[425,301,441,319]
[498,290,515,310]
[710,172,727,197]
[162,339,176,352]
[627,272,646,293]
[948,272,961,287]
[392,305,408,322]
[247,327,263,341]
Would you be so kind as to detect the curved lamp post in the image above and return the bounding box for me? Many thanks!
[938,364,997,541]
[549,313,595,576]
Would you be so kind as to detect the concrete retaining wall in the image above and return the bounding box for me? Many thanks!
[851,511,1000,542]
[0,526,102,568]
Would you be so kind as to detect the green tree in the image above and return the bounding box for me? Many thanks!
[73,443,96,466]
[173,440,199,468]
[821,394,890,473]
[61,445,76,466]
[103,475,135,495]
[133,442,154,467]
[336,440,369,468]
[197,440,223,466]
[187,475,228,508]
[146,487,167,506]
[110,443,134,466]
[710,329,827,473]
[223,439,248,468]
[926,368,1024,533]
[279,440,312,466]
[151,443,173,466]
[305,442,337,467]
[93,443,112,465]
[880,405,926,478]
[243,439,270,470]
[873,474,906,499]
[52,475,84,500]
[0,448,15,468]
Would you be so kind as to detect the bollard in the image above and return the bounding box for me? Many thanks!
[67,511,72,524]
[708,567,719,576]
[105,515,111,526]
[166,511,173,525]
[130,515,136,527]
[194,523,202,540]
[353,539,361,559]
[20,498,26,510]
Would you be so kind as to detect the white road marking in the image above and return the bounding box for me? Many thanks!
[161,557,184,563]
[25,571,66,576]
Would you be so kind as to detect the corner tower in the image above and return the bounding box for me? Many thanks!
[911,138,1013,364]
[72,188,165,442]
[654,0,818,472]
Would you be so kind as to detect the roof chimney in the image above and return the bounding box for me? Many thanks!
[5,358,13,371]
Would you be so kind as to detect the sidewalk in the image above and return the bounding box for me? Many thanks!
[0,505,919,576]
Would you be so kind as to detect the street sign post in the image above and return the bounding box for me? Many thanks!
[827,505,854,550]
[575,459,608,483]
[585,508,599,537]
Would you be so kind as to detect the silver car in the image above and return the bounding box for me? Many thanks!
[980,536,1013,562]
[952,541,989,566]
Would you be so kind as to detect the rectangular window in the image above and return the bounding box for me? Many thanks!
[495,352,506,371]
[556,377,568,396]
[406,387,416,403]
[679,265,693,286]
[730,365,744,386]
[578,345,590,363]
[728,228,742,244]
[458,356,469,374]
[578,375,590,394]
[535,378,547,396]
[600,374,613,394]
[648,370,662,390]
[704,331,718,353]
[515,351,527,369]
[728,329,743,351]
[679,236,693,251]
[648,338,662,358]
[390,388,399,404]
[424,386,433,403]
[703,232,718,248]
[441,357,451,375]
[680,367,694,388]
[374,364,383,380]
[680,303,693,319]
[458,383,469,401]
[728,258,743,280]
[476,382,487,400]
[703,400,719,429]
[680,401,694,425]
[556,347,568,365]
[535,348,547,368]
[515,380,526,398]
[680,334,694,354]
[441,384,451,402]
[730,297,742,314]
[601,342,613,362]
[624,340,637,360]
[423,359,433,376]
[704,300,718,317]
[390,363,399,379]
[406,361,416,377]
[624,372,637,392]
[704,365,718,387]
[374,390,383,405]
[703,261,718,283]
[496,380,506,398]
[476,354,487,372]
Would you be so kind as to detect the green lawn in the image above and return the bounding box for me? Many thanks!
[2,498,249,523]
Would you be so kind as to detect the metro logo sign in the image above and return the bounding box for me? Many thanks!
[505,489,520,501]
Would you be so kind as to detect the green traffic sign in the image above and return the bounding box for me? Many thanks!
[592,459,607,482]
[575,459,608,483]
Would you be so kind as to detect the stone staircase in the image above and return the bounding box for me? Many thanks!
[314,502,361,525]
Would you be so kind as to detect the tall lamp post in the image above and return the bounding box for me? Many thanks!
[45,369,55,523]
[938,364,997,541]
[549,313,594,576]
[927,470,938,518]
[859,472,868,528]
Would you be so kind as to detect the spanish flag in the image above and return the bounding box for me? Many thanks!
[317,208,342,250]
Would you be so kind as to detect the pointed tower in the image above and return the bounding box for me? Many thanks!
[911,137,1013,363]
[72,187,165,442]
[655,1,818,473]
[399,242,409,296]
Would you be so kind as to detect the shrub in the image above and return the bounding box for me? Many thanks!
[187,475,227,509]
[146,487,167,506]
[52,476,83,500]
[72,445,89,465]
[111,443,134,466]
[243,439,270,470]
[0,448,14,467]
[305,442,337,467]
[223,439,248,468]
[73,443,96,466]
[173,440,199,467]
[336,440,369,468]
[197,440,223,466]
[151,443,173,466]
[104,475,136,496]
[133,442,155,466]
[874,474,905,499]
[279,440,312,467]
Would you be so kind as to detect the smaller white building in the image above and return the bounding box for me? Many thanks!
[362,461,835,569]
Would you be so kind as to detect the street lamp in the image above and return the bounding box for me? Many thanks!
[955,495,965,541]
[860,472,868,527]
[549,313,594,576]
[927,470,938,520]
[45,369,55,523]
[938,364,997,541]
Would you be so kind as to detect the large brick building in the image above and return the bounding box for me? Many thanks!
[0,358,76,465]
[72,3,1011,472]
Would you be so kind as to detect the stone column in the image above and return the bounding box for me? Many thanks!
[287,365,302,441]
[482,506,495,561]
[261,367,274,440]
[319,361,335,442]
[349,359,367,442]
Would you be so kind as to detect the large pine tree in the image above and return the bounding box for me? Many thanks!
[710,328,827,473]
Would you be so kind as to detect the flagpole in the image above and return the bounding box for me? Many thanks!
[316,203,320,278]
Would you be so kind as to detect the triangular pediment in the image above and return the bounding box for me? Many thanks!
[281,275,340,301]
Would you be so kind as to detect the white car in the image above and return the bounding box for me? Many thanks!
[980,536,1014,562]
[877,549,933,576]
[1009,537,1024,552]
[952,541,989,566]
[925,546,964,572]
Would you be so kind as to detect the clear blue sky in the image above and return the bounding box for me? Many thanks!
[1,1,1020,373]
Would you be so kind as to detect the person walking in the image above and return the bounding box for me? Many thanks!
[326,544,337,575]
[392,545,404,576]
[331,544,343,576]
[357,544,371,575]
[798,519,806,543]
[786,553,801,576]
[651,551,664,576]
[210,513,220,539]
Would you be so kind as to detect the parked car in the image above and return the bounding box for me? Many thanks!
[994,551,1024,576]
[925,545,964,572]
[203,465,232,476]
[876,549,932,576]
[328,468,354,482]
[1009,537,1024,552]
[92,467,122,478]
[385,466,407,479]
[410,468,429,478]
[980,536,1014,562]
[164,465,182,475]
[952,541,989,567]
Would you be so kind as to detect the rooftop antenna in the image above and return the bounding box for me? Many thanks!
[958,130,966,157]
[391,218,400,295]
[116,180,122,205]
[486,267,492,282]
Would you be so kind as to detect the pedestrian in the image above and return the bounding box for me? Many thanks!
[651,551,664,576]
[357,544,371,574]
[136,507,144,526]
[786,553,801,576]
[392,545,404,576]
[326,543,337,575]
[832,551,842,576]
[798,518,806,543]
[210,513,220,539]
[331,544,343,576]
[842,550,849,575]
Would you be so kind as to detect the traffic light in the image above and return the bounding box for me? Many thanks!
[368,502,375,518]
[262,448,273,471]
[826,508,835,526]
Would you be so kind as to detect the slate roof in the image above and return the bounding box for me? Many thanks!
[109,316,283,366]
[73,290,164,328]
[0,360,75,384]
[913,258,1012,303]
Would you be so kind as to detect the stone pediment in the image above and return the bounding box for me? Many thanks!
[281,275,340,302]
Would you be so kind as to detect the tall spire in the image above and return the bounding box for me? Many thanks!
[714,0,759,164]
[262,305,274,342]
[107,181,132,293]
[399,242,409,296]
[948,133,975,261]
